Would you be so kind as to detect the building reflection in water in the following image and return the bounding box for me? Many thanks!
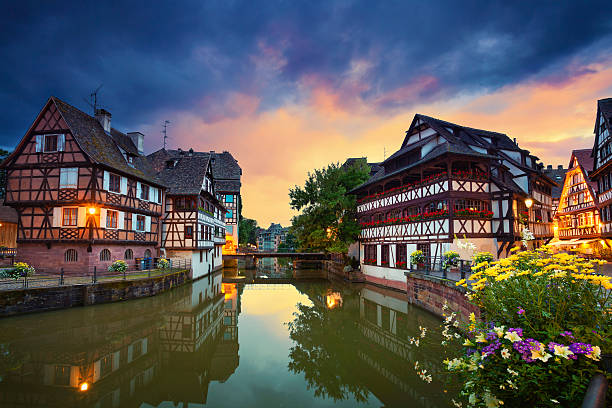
[0,269,241,408]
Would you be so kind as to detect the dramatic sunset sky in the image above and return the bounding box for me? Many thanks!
[2,1,612,226]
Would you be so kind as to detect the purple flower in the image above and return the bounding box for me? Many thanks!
[482,340,501,357]
[508,327,524,337]
[560,331,574,339]
[486,331,498,341]
[548,342,563,352]
[517,307,525,316]
[568,342,593,355]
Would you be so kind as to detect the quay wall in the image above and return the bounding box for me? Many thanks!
[0,269,191,317]
[404,272,480,321]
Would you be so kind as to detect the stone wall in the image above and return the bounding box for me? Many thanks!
[404,272,480,321]
[0,269,190,317]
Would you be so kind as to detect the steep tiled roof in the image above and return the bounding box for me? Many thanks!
[147,150,211,195]
[570,149,598,194]
[598,98,612,127]
[52,97,163,186]
[110,128,139,155]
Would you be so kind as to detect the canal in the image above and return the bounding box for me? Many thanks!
[0,268,457,407]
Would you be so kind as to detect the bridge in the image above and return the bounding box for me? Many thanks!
[223,252,329,260]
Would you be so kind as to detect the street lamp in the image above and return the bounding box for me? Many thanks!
[524,198,533,209]
[88,207,96,215]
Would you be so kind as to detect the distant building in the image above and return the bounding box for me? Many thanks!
[257,223,284,252]
[543,164,567,216]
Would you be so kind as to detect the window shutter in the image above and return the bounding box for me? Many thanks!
[118,211,124,230]
[77,208,87,227]
[100,208,107,229]
[58,134,65,152]
[52,207,62,227]
[145,216,151,232]
[103,171,110,191]
[70,168,78,187]
[136,182,141,199]
[120,177,127,195]
[132,213,137,230]
[150,187,156,203]
[35,135,43,152]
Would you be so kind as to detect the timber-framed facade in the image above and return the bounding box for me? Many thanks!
[1,97,165,273]
[589,98,612,238]
[350,114,556,289]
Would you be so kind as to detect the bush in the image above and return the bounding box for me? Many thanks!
[157,258,170,269]
[0,262,35,280]
[108,260,128,273]
[410,250,425,265]
[448,247,611,407]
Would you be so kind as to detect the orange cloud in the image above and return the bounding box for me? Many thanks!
[145,59,612,227]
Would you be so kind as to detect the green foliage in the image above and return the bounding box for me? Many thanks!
[277,232,297,252]
[239,217,259,246]
[0,262,34,280]
[446,248,611,407]
[108,260,128,273]
[156,258,170,269]
[288,160,370,253]
[472,251,494,265]
[410,250,425,265]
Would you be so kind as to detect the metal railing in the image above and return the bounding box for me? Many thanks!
[0,258,192,291]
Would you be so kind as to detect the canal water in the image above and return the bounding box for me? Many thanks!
[0,268,457,407]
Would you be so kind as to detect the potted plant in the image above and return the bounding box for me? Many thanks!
[441,250,460,271]
[410,250,426,269]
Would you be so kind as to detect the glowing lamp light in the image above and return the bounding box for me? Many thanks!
[88,207,96,215]
[524,198,534,209]
[79,382,89,392]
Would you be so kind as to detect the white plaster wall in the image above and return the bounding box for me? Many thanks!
[362,264,406,283]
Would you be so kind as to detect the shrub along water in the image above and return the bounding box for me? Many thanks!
[442,246,611,407]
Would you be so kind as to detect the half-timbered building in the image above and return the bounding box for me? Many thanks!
[148,149,226,278]
[210,151,242,254]
[553,149,600,252]
[350,114,556,289]
[589,98,612,238]
[1,97,165,274]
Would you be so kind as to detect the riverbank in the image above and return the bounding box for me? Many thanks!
[0,268,191,317]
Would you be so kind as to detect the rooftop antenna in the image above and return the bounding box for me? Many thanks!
[162,120,171,149]
[83,84,103,114]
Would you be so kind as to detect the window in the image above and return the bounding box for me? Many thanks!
[64,249,78,263]
[100,355,113,378]
[106,210,118,228]
[132,341,142,359]
[144,249,152,258]
[396,244,407,268]
[200,250,203,263]
[54,365,71,386]
[182,324,192,338]
[136,215,145,231]
[140,184,149,201]
[417,243,430,260]
[381,244,389,265]
[124,249,133,260]
[226,225,233,234]
[225,194,233,203]
[185,226,193,239]
[109,174,121,193]
[59,168,78,188]
[100,249,111,261]
[62,208,78,226]
[226,209,233,219]
[454,199,488,211]
[364,244,377,264]
[44,134,58,152]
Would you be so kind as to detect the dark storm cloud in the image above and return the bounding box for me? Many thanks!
[1,0,611,147]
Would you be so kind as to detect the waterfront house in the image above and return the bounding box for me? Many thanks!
[588,98,612,239]
[350,114,556,289]
[552,149,602,253]
[0,97,165,274]
[256,223,285,252]
[148,148,226,279]
[211,151,242,254]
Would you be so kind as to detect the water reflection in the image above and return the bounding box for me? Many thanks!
[0,269,454,407]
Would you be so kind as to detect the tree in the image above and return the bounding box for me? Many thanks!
[238,217,259,246]
[277,232,297,252]
[289,160,369,253]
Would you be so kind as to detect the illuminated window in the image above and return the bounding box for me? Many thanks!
[54,365,71,386]
[225,195,233,203]
[106,210,118,228]
[62,208,78,226]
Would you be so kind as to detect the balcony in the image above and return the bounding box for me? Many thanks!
[360,216,451,240]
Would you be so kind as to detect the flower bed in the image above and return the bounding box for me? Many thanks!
[452,170,488,181]
[442,247,612,407]
[357,172,447,204]
[454,208,493,219]
[360,209,449,228]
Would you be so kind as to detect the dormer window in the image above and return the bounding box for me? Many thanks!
[127,155,134,164]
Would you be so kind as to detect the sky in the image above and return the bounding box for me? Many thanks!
[1,1,612,227]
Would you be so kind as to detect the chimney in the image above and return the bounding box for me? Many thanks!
[127,132,145,155]
[95,109,112,133]
[547,165,552,170]
[188,148,194,156]
[558,165,563,170]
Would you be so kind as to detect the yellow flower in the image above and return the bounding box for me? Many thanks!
[493,326,505,338]
[553,345,574,360]
[532,344,553,362]
[475,333,487,343]
[463,339,474,346]
[456,279,466,287]
[469,312,476,323]
[586,346,601,361]
[504,331,522,343]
